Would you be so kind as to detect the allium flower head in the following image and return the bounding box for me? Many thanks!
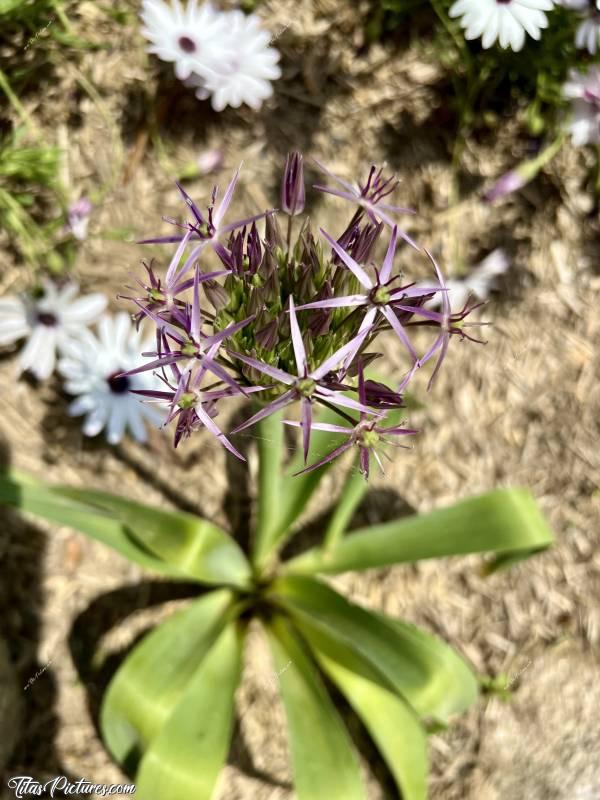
[58,313,165,444]
[449,0,555,51]
[126,152,486,477]
[0,281,106,380]
[564,66,600,146]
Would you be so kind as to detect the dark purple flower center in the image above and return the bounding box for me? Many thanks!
[178,35,196,53]
[107,371,130,394]
[497,0,512,4]
[36,311,58,326]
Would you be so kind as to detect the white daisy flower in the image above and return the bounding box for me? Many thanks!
[576,11,600,54]
[415,250,510,311]
[556,2,600,53]
[449,0,555,51]
[140,0,230,81]
[0,281,106,380]
[57,313,165,445]
[563,66,600,146]
[189,10,281,111]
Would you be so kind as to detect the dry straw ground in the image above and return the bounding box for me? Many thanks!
[1,1,599,799]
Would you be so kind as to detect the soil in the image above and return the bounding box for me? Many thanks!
[1,1,599,799]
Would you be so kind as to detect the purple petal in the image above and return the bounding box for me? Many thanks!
[122,353,183,377]
[203,315,254,350]
[214,164,241,227]
[288,297,307,376]
[231,390,296,434]
[312,186,359,203]
[301,398,313,463]
[227,350,295,385]
[191,266,202,341]
[311,325,372,380]
[320,228,373,290]
[316,386,381,416]
[283,420,352,434]
[294,295,367,311]
[379,225,398,284]
[312,159,357,194]
[219,210,274,236]
[380,305,418,363]
[293,440,354,476]
[359,446,370,478]
[176,182,206,228]
[196,403,246,462]
[165,229,194,287]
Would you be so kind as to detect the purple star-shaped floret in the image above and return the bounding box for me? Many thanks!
[283,363,417,478]
[295,226,441,369]
[229,297,379,462]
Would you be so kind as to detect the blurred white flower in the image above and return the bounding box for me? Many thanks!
[140,0,229,80]
[194,11,281,111]
[67,198,92,241]
[140,1,281,111]
[449,0,555,51]
[576,16,600,52]
[557,1,600,53]
[416,250,509,311]
[197,148,224,174]
[563,66,600,146]
[58,313,165,444]
[0,281,106,380]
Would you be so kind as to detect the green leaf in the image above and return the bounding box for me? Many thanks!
[315,647,428,800]
[270,575,478,724]
[136,620,244,800]
[266,616,367,800]
[284,489,553,576]
[101,589,234,766]
[54,487,252,589]
[0,474,180,576]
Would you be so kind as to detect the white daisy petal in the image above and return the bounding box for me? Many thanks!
[61,293,107,326]
[450,0,553,51]
[19,326,57,380]
[563,68,600,147]
[57,312,166,445]
[0,297,30,345]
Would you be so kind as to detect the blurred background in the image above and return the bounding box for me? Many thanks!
[0,1,599,799]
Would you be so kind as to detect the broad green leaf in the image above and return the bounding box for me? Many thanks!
[0,475,179,576]
[54,487,252,589]
[270,575,478,723]
[284,488,553,576]
[266,616,367,800]
[101,589,234,766]
[136,620,244,800]
[315,648,428,800]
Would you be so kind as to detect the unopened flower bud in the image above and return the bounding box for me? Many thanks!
[281,152,305,216]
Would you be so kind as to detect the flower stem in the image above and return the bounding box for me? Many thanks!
[322,463,366,553]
